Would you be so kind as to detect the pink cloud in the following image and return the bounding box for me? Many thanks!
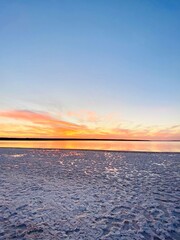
[0,109,179,140]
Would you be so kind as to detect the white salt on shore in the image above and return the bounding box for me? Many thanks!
[0,148,179,240]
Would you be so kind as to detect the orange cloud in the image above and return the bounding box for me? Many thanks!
[0,110,180,140]
[0,110,81,128]
[0,110,87,138]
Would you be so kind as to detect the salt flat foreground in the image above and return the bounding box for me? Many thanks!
[0,149,179,240]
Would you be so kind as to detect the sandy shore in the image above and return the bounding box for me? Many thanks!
[0,148,179,240]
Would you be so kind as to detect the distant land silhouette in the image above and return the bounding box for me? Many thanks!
[0,137,179,142]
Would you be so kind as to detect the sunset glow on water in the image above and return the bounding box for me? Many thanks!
[1,1,180,239]
[0,140,179,152]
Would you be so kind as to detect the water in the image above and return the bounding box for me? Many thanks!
[0,140,179,152]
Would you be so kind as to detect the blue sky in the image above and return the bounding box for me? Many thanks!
[0,0,180,139]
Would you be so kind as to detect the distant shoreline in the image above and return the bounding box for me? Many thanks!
[0,137,179,142]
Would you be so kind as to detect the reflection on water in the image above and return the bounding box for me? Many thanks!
[0,140,179,152]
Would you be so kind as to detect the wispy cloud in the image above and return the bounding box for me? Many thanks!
[0,110,80,127]
[0,109,179,140]
[0,110,86,137]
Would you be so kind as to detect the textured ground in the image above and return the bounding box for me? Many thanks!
[0,148,179,240]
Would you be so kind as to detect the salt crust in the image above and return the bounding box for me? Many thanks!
[0,148,179,240]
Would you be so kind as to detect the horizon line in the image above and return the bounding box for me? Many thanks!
[0,137,179,142]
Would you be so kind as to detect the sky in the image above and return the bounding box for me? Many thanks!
[0,0,180,140]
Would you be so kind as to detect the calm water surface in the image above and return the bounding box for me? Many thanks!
[0,140,179,152]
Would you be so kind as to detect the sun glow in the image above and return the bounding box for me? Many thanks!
[0,110,179,140]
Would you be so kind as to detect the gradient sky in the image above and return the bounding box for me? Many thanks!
[0,0,180,139]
